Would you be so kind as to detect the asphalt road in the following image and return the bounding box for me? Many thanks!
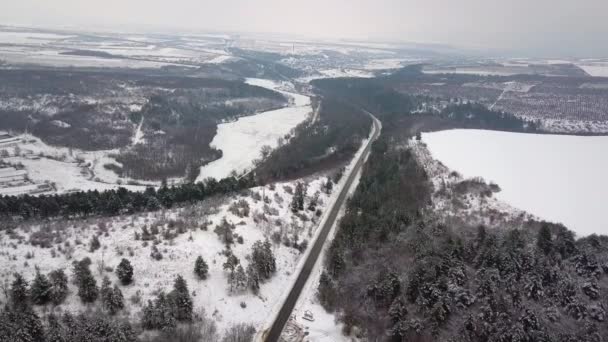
[262,112,381,342]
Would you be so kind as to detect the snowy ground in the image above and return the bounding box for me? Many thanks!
[0,175,339,337]
[197,79,312,181]
[411,139,533,230]
[0,133,152,195]
[422,129,608,237]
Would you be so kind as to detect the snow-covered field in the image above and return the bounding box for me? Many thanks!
[423,129,608,237]
[197,79,312,181]
[0,176,338,336]
[0,133,151,195]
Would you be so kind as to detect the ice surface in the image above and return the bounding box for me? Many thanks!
[424,129,608,237]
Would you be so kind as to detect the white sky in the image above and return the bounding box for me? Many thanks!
[1,0,606,56]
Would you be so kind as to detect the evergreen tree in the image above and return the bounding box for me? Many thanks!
[251,240,276,280]
[234,265,247,291]
[141,292,177,331]
[317,271,337,311]
[537,224,553,255]
[48,269,69,305]
[0,308,46,342]
[223,253,240,292]
[323,177,333,194]
[30,270,51,305]
[9,273,29,310]
[73,259,98,303]
[307,191,320,211]
[290,182,306,212]
[246,263,260,294]
[194,256,209,280]
[89,235,101,252]
[116,258,134,285]
[101,277,124,315]
[46,313,65,342]
[169,275,193,322]
[389,297,408,324]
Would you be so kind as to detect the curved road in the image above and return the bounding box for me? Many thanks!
[262,111,381,342]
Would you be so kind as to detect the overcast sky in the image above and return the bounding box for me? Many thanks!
[2,0,606,57]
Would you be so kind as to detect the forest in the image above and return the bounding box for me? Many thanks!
[255,97,372,182]
[316,93,608,341]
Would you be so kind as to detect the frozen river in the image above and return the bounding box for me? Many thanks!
[197,78,311,181]
[424,129,608,237]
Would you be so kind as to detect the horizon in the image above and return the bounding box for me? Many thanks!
[2,0,607,58]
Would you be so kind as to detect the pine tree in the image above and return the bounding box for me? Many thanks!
[251,240,276,281]
[537,224,553,255]
[194,256,209,280]
[318,271,337,310]
[389,297,408,324]
[74,260,98,303]
[0,308,46,342]
[46,313,65,342]
[116,258,134,285]
[100,276,112,306]
[101,277,125,316]
[291,182,306,212]
[49,269,69,305]
[30,270,52,305]
[307,191,320,211]
[10,273,29,310]
[142,292,176,331]
[246,263,260,294]
[89,235,101,252]
[223,253,240,292]
[323,177,333,194]
[169,275,193,322]
[235,265,247,291]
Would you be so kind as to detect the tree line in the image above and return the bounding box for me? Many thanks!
[0,175,255,221]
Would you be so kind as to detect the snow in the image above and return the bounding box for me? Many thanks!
[0,31,74,44]
[423,129,608,237]
[0,175,334,338]
[132,117,145,146]
[363,58,407,70]
[197,79,312,181]
[206,54,233,64]
[0,134,152,195]
[577,63,608,77]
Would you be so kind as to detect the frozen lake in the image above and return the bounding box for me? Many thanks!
[423,129,608,237]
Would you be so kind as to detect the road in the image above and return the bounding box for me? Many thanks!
[261,111,381,342]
